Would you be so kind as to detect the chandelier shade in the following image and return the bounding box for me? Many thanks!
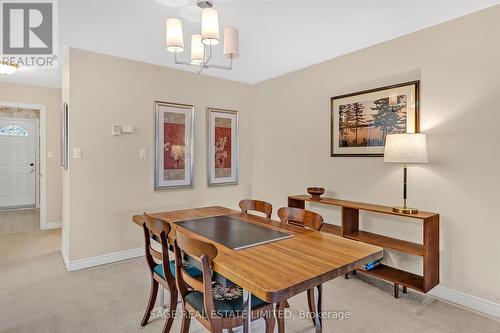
[223,26,239,59]
[201,8,219,45]
[166,18,184,52]
[190,34,204,64]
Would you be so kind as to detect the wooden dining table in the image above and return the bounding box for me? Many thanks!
[132,206,383,333]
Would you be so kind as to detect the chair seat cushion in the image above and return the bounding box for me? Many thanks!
[154,260,202,279]
[185,283,267,318]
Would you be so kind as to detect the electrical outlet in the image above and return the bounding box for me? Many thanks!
[139,149,146,159]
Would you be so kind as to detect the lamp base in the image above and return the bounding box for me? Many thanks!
[393,206,419,214]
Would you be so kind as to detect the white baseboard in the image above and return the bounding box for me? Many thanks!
[41,221,61,230]
[429,285,500,320]
[60,248,69,271]
[65,247,144,272]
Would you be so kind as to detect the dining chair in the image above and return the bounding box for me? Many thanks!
[141,213,202,333]
[239,199,273,219]
[276,207,324,333]
[173,228,275,333]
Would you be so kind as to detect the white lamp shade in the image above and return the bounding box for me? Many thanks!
[384,133,428,163]
[190,34,204,64]
[166,18,184,52]
[201,8,219,45]
[223,26,239,58]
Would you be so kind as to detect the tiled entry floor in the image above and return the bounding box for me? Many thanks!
[0,208,39,235]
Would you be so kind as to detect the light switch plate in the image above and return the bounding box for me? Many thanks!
[123,125,135,134]
[139,149,146,159]
[47,150,54,158]
[73,148,82,159]
[112,124,122,136]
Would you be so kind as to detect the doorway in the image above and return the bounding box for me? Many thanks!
[0,118,38,209]
[0,103,47,234]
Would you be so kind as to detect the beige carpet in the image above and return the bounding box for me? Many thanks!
[0,229,498,333]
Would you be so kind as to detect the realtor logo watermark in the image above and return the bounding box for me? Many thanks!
[1,0,58,68]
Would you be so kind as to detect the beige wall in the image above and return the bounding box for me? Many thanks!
[62,6,500,309]
[252,6,500,304]
[63,48,253,261]
[0,82,62,223]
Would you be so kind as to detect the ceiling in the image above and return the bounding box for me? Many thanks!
[1,0,499,88]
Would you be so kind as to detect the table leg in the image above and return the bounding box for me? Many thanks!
[314,286,322,333]
[243,289,252,333]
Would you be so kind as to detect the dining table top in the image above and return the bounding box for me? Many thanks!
[132,206,383,303]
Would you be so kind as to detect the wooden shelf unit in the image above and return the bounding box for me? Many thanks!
[288,195,439,297]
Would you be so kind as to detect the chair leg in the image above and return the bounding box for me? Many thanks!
[276,301,285,333]
[265,306,276,333]
[180,309,191,333]
[307,285,322,327]
[162,288,177,333]
[141,278,159,326]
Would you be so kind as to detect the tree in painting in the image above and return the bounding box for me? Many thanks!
[351,102,368,144]
[370,96,406,144]
[339,102,368,146]
[338,104,353,145]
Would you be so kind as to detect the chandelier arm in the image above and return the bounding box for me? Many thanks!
[206,57,233,70]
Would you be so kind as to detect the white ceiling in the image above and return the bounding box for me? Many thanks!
[1,0,499,88]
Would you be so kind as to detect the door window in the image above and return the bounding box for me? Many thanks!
[0,124,29,136]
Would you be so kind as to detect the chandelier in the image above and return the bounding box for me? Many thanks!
[165,0,239,73]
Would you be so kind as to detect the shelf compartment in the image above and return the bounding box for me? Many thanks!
[320,223,342,236]
[359,264,424,292]
[344,230,424,256]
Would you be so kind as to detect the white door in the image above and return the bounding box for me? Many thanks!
[0,119,37,208]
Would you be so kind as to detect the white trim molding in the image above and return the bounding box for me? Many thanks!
[41,221,62,230]
[64,248,144,272]
[429,285,500,320]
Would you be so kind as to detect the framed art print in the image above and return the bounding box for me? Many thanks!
[331,80,419,157]
[207,108,239,186]
[155,101,194,190]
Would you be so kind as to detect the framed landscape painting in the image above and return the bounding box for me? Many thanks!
[331,81,420,157]
[207,108,239,186]
[155,101,194,190]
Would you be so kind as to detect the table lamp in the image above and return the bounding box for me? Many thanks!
[384,133,428,214]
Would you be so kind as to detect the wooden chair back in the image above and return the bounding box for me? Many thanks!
[174,229,219,327]
[277,207,323,231]
[239,199,273,219]
[142,213,174,282]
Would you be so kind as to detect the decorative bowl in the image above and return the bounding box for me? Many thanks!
[307,187,325,200]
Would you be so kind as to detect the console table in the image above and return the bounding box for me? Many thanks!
[288,195,439,298]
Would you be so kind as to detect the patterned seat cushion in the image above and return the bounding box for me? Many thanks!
[185,283,267,318]
[154,260,202,279]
